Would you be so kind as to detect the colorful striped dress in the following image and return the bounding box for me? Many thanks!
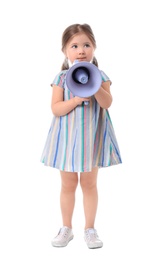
[41,69,122,172]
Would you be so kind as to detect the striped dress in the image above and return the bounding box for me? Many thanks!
[41,70,122,172]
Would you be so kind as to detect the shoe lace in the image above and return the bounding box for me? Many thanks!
[57,227,69,239]
[85,229,99,242]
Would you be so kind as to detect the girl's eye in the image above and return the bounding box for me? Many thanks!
[84,44,90,48]
[72,45,78,49]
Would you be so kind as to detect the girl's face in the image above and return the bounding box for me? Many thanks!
[64,33,95,65]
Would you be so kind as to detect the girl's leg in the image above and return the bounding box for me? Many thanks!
[80,167,99,229]
[60,171,78,228]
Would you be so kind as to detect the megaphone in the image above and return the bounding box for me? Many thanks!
[66,60,102,105]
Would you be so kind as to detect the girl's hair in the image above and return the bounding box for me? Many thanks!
[61,23,98,70]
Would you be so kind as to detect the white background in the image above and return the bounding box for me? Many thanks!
[0,0,150,259]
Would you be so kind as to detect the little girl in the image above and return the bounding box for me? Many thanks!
[41,23,122,249]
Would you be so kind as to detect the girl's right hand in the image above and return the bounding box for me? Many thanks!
[74,96,90,106]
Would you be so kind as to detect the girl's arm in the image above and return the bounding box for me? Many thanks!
[51,85,90,116]
[94,81,113,109]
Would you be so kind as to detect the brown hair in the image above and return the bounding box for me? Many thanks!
[61,23,98,70]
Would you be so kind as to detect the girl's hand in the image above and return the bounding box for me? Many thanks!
[74,96,90,106]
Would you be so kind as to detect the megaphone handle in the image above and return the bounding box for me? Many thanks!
[84,101,89,105]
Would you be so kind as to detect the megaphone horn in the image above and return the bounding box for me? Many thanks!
[66,60,102,105]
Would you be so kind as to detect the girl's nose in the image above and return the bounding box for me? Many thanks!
[78,47,85,54]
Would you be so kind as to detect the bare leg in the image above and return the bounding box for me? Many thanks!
[60,171,78,228]
[80,167,99,229]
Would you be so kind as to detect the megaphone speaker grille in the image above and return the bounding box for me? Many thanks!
[72,67,90,84]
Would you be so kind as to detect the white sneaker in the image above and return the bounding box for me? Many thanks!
[51,226,74,247]
[84,228,103,249]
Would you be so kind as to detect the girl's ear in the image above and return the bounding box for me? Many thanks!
[62,47,66,55]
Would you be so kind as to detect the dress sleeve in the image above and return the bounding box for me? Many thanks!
[51,70,67,88]
[100,70,112,85]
